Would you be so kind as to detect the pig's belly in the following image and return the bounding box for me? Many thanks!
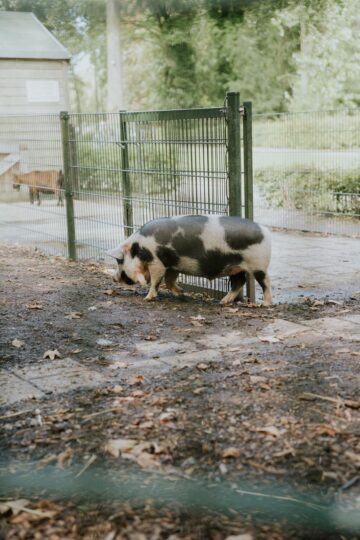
[174,256,244,280]
[175,256,201,276]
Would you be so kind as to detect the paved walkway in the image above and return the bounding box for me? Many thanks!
[270,230,360,303]
[2,313,360,406]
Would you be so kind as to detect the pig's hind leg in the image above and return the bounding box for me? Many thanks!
[254,270,272,306]
[220,271,247,305]
[144,265,165,301]
[165,269,184,296]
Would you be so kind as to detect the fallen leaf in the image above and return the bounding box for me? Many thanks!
[11,339,25,348]
[224,307,239,314]
[190,314,206,327]
[128,375,145,385]
[222,447,240,458]
[313,424,338,437]
[255,426,284,438]
[111,385,123,393]
[96,338,114,346]
[64,311,82,319]
[196,363,209,370]
[225,534,253,540]
[104,289,116,296]
[57,447,73,468]
[151,397,168,406]
[109,361,128,369]
[258,335,281,344]
[104,438,137,458]
[26,303,43,310]
[135,452,160,469]
[250,375,267,384]
[43,349,61,360]
[0,499,30,516]
[139,420,154,429]
[191,320,204,327]
[344,451,360,466]
[193,387,206,395]
[6,501,57,520]
[132,390,144,398]
[159,410,177,423]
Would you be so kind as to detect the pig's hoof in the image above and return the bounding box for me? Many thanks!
[145,294,157,301]
[171,287,184,296]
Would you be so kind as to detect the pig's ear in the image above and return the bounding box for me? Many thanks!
[106,246,124,260]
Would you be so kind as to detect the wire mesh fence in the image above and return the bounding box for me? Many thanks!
[0,113,67,256]
[1,462,360,537]
[253,109,360,236]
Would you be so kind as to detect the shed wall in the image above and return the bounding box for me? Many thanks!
[0,59,69,115]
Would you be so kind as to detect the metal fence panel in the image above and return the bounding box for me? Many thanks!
[253,109,360,236]
[0,114,68,256]
[66,107,231,296]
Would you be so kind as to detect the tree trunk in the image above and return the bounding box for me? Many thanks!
[106,0,124,111]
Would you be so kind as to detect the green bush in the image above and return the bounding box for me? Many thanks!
[255,167,360,217]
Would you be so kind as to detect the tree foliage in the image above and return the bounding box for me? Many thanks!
[1,0,358,112]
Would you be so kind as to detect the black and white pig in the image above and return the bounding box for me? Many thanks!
[107,215,272,305]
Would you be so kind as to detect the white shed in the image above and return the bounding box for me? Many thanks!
[0,11,70,114]
[0,11,71,201]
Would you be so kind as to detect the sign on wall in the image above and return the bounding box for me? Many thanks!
[26,80,60,103]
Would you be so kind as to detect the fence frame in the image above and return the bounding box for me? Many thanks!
[60,111,76,261]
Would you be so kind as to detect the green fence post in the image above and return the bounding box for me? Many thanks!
[119,112,133,238]
[226,92,242,217]
[243,101,255,303]
[243,101,253,221]
[60,111,77,260]
[69,123,79,195]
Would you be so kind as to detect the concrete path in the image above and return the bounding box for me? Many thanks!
[270,230,360,303]
[2,313,359,407]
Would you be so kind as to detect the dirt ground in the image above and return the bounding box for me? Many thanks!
[1,244,360,540]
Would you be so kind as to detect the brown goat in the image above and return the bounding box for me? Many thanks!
[13,170,64,206]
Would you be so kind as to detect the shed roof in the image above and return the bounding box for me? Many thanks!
[0,11,70,60]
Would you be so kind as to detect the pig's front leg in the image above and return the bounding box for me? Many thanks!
[145,264,165,301]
